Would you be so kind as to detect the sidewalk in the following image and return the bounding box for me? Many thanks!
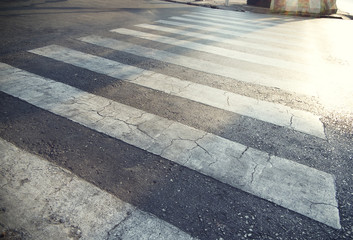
[165,0,270,13]
[164,0,353,19]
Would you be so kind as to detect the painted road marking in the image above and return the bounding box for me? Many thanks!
[0,63,341,229]
[110,28,315,73]
[181,13,303,37]
[155,19,311,55]
[196,10,292,25]
[136,23,316,62]
[30,44,325,138]
[79,35,317,96]
[198,8,299,22]
[167,16,312,49]
[192,11,322,35]
[137,22,341,73]
[0,138,195,240]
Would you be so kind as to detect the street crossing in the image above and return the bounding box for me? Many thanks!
[0,6,347,239]
[110,28,310,72]
[78,34,318,96]
[178,14,309,39]
[135,23,306,57]
[0,61,339,229]
[166,16,314,48]
[28,44,325,138]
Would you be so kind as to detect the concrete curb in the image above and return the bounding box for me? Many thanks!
[163,0,353,19]
[164,0,270,14]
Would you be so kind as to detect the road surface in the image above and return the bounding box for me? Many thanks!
[0,0,352,239]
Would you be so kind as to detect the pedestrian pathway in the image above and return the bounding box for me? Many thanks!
[0,61,340,229]
[164,0,270,13]
[29,44,325,138]
[0,7,347,239]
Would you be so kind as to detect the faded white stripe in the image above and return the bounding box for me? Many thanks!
[167,16,310,48]
[30,44,325,138]
[136,23,313,62]
[198,8,298,22]
[110,28,311,73]
[180,14,308,41]
[0,63,341,229]
[79,35,317,96]
[192,12,318,34]
[156,19,309,53]
[0,138,195,240]
[195,11,289,26]
[196,9,325,32]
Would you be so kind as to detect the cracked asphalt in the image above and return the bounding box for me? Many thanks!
[0,0,352,239]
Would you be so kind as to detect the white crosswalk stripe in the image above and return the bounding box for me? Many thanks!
[180,14,309,39]
[0,138,195,240]
[0,63,341,229]
[197,8,325,28]
[135,22,337,71]
[0,9,344,235]
[190,11,323,35]
[198,8,300,22]
[79,35,317,96]
[156,18,309,53]
[167,16,313,48]
[195,11,293,26]
[111,27,344,88]
[29,44,325,138]
[110,28,311,73]
[154,19,320,64]
[136,22,310,58]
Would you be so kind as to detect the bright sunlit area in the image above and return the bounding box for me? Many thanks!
[337,0,353,14]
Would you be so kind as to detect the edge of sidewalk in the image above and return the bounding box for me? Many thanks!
[163,0,353,20]
[164,0,270,13]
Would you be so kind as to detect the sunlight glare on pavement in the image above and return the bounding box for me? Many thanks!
[314,20,353,113]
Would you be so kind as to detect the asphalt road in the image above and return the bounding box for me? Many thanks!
[0,0,352,239]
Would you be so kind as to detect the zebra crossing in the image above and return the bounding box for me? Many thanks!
[0,7,346,238]
[78,34,318,96]
[28,44,324,138]
[110,28,311,72]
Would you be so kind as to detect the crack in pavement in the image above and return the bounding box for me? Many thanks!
[307,199,338,209]
[289,114,294,127]
[96,101,113,118]
[250,164,259,184]
[239,146,249,159]
[223,91,230,107]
